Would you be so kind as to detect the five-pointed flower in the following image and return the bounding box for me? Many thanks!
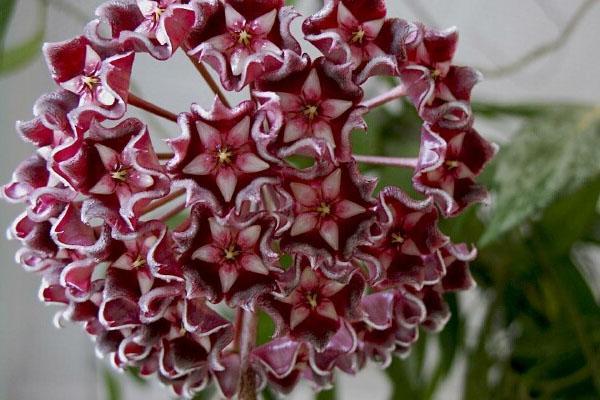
[90,143,154,204]
[59,45,116,107]
[277,68,353,145]
[182,115,269,202]
[192,218,269,294]
[289,168,367,251]
[331,2,386,67]
[205,4,280,76]
[136,0,180,45]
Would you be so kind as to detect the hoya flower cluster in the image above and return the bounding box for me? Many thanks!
[3,0,496,398]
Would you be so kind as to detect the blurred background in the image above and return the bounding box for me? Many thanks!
[1,0,599,399]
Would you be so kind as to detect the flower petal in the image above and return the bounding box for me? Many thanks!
[316,299,338,321]
[224,3,246,29]
[319,219,339,250]
[196,120,222,149]
[94,143,119,170]
[216,168,237,202]
[322,168,341,200]
[192,244,222,263]
[290,212,318,236]
[320,99,353,120]
[236,153,269,173]
[237,225,261,248]
[334,199,366,219]
[240,254,269,275]
[301,69,322,101]
[250,9,277,35]
[227,116,250,147]
[290,305,310,329]
[289,182,319,206]
[219,263,239,292]
[183,153,215,175]
[283,117,308,143]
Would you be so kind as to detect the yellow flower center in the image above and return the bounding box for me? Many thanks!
[303,105,319,120]
[153,8,164,20]
[83,76,100,90]
[132,255,146,269]
[445,160,459,169]
[351,28,366,44]
[223,245,240,261]
[217,147,233,165]
[237,30,252,46]
[391,232,405,244]
[111,167,129,182]
[431,69,442,80]
[316,202,331,217]
[306,293,318,309]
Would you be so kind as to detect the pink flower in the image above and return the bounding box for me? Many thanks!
[188,216,275,306]
[276,68,353,144]
[3,0,494,397]
[59,45,117,107]
[188,0,299,90]
[262,265,365,350]
[288,167,370,251]
[86,0,196,59]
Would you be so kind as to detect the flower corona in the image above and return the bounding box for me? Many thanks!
[3,0,496,398]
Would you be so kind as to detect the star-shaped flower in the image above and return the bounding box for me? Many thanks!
[331,2,386,67]
[205,4,280,76]
[289,168,367,251]
[90,143,155,205]
[192,218,269,294]
[135,0,180,45]
[277,68,353,144]
[182,115,269,202]
[59,45,116,107]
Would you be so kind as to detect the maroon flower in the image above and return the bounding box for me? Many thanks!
[87,0,196,59]
[3,0,493,397]
[262,265,365,350]
[413,124,497,216]
[188,0,299,90]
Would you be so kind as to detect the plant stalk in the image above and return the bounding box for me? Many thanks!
[128,93,178,122]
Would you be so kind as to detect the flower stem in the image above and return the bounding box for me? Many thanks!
[157,152,173,160]
[235,309,258,400]
[128,93,178,122]
[361,84,407,110]
[183,49,231,108]
[142,189,186,215]
[353,154,418,169]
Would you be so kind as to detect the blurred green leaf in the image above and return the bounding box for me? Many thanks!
[480,105,600,246]
[0,0,16,47]
[166,211,189,229]
[191,385,216,399]
[103,369,123,400]
[0,0,47,75]
[125,366,148,387]
[315,386,336,400]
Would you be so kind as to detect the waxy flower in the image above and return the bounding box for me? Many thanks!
[87,0,196,59]
[188,0,298,90]
[192,218,269,293]
[263,266,365,350]
[3,0,494,398]
[288,167,371,251]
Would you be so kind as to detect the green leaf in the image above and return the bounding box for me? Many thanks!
[0,0,47,75]
[315,386,336,400]
[103,369,123,400]
[0,0,16,47]
[166,211,189,229]
[480,105,600,246]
